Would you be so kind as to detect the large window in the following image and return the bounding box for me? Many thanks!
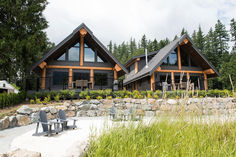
[73,72,90,81]
[68,42,80,61]
[94,73,108,86]
[53,72,68,85]
[84,44,95,62]
[57,53,66,61]
[97,55,104,63]
[161,50,177,66]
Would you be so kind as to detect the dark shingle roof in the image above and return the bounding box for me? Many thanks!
[123,34,219,85]
[31,23,128,74]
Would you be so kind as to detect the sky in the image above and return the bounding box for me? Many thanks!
[44,0,236,46]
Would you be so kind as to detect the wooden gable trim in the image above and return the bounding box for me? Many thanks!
[39,61,47,69]
[114,64,122,72]
[203,68,215,74]
[180,38,189,45]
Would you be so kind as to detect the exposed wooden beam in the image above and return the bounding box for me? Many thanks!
[79,28,87,66]
[41,67,46,90]
[177,45,181,70]
[135,61,138,73]
[151,72,155,91]
[114,70,117,80]
[135,81,138,90]
[155,69,204,74]
[39,61,47,69]
[46,65,113,70]
[204,73,208,90]
[68,68,73,89]
[203,68,215,74]
[171,72,175,84]
[114,64,122,72]
[180,38,189,45]
[90,69,94,89]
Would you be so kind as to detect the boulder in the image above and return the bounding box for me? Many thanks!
[78,104,91,111]
[32,107,40,113]
[48,106,57,114]
[17,105,33,115]
[63,101,71,107]
[66,111,76,117]
[89,104,98,110]
[148,99,156,105]
[102,99,113,108]
[30,112,40,123]
[9,116,17,128]
[142,105,152,111]
[87,110,97,117]
[89,100,100,104]
[74,101,88,106]
[151,105,159,111]
[2,148,41,157]
[140,99,148,105]
[76,110,87,117]
[167,99,177,105]
[16,115,31,126]
[40,107,50,113]
[67,105,76,111]
[55,105,67,111]
[123,98,132,103]
[46,113,56,120]
[0,116,10,130]
[97,109,106,116]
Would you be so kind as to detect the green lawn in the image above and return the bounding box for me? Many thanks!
[86,117,236,157]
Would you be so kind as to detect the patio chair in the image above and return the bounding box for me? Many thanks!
[33,111,63,136]
[58,110,77,130]
[109,106,117,120]
[76,80,83,89]
[82,80,88,89]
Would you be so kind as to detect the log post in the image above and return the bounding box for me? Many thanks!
[68,68,73,89]
[114,70,117,80]
[41,67,46,90]
[79,28,87,66]
[177,45,181,70]
[90,69,94,89]
[204,74,208,90]
[151,73,155,91]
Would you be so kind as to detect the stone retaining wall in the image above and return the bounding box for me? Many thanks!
[0,98,235,130]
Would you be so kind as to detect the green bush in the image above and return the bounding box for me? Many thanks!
[54,94,60,102]
[60,90,70,100]
[0,91,25,109]
[96,96,102,100]
[69,90,76,99]
[107,96,113,100]
[86,95,91,100]
[30,99,35,104]
[35,97,42,104]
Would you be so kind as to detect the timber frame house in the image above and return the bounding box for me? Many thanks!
[123,34,219,91]
[30,24,219,91]
[31,23,127,90]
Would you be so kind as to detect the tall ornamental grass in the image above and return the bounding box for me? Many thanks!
[86,118,236,157]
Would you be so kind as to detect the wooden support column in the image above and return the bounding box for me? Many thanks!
[135,58,140,73]
[204,73,208,90]
[151,73,155,91]
[68,68,73,89]
[135,81,138,90]
[171,72,175,84]
[114,70,117,80]
[41,67,46,90]
[90,69,94,89]
[79,28,87,66]
[177,45,181,70]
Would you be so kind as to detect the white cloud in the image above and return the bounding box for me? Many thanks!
[44,0,236,46]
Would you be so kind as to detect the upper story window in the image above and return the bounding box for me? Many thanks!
[97,55,104,63]
[84,44,95,62]
[57,53,66,61]
[162,50,177,66]
[68,42,80,61]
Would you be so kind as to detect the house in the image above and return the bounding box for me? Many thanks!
[123,34,219,91]
[30,23,127,91]
[0,80,19,94]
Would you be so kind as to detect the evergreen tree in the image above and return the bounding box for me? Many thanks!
[180,28,188,36]
[152,39,159,51]
[108,41,113,53]
[192,30,197,44]
[230,18,236,53]
[140,34,147,49]
[195,25,205,52]
[0,0,53,86]
[173,35,179,41]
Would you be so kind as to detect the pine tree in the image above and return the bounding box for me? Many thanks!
[108,41,113,53]
[140,34,147,49]
[195,25,205,52]
[180,28,188,36]
[0,0,53,86]
[230,18,236,53]
[191,30,197,44]
[173,35,179,41]
[152,39,159,51]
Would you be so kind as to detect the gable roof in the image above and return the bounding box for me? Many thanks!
[31,23,128,74]
[124,34,220,85]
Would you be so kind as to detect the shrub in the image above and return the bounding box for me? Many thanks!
[69,90,76,99]
[107,96,112,100]
[60,90,70,100]
[79,89,89,99]
[54,94,60,102]
[86,96,91,100]
[0,91,25,109]
[30,99,35,104]
[104,89,112,97]
[42,95,50,104]
[96,96,102,100]
[35,97,42,104]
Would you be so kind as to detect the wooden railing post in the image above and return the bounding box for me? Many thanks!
[79,28,87,66]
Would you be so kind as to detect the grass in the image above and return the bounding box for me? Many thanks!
[86,117,236,157]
